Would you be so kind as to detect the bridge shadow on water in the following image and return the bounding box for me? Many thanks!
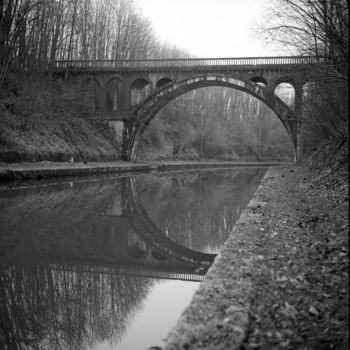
[0,167,266,349]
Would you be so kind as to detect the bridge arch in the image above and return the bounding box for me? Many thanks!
[274,80,296,110]
[126,75,296,161]
[80,74,104,87]
[130,77,152,106]
[130,76,152,89]
[156,77,173,89]
[106,76,126,112]
[273,76,297,90]
[81,76,101,111]
[249,76,268,87]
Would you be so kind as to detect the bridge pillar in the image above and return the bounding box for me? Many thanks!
[265,86,275,99]
[125,82,132,112]
[100,84,107,111]
[107,120,125,152]
[122,121,131,161]
[288,120,299,162]
[293,83,304,161]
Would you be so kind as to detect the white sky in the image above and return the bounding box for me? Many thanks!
[136,0,283,58]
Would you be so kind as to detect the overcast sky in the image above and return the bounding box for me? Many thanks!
[136,0,283,58]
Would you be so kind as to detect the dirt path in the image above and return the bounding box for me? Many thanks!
[164,165,348,350]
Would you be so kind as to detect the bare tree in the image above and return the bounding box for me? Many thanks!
[0,0,32,88]
[258,0,348,154]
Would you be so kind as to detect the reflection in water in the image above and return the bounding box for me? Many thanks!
[136,169,265,253]
[115,279,199,350]
[0,263,153,349]
[0,168,266,349]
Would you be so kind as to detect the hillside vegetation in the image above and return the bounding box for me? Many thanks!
[0,76,121,162]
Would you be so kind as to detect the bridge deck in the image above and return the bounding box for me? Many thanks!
[53,56,330,70]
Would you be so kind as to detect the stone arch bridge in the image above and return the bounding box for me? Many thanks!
[53,56,328,160]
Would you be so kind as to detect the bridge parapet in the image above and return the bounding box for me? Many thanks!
[53,56,331,71]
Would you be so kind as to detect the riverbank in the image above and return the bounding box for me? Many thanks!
[164,164,348,349]
[0,160,288,181]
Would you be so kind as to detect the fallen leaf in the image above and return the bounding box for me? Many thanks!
[276,275,288,282]
[309,306,319,316]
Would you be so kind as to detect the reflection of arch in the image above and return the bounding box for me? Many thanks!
[106,77,126,112]
[126,75,295,161]
[131,78,151,106]
[151,251,167,261]
[249,76,267,87]
[125,178,215,270]
[156,77,173,89]
[78,223,100,257]
[81,77,101,111]
[102,229,121,258]
[127,246,146,259]
[126,229,146,259]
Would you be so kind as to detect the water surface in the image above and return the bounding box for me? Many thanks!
[0,167,266,349]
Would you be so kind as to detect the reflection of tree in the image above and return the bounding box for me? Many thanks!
[0,263,154,349]
[0,179,124,262]
[0,179,156,349]
[136,169,265,253]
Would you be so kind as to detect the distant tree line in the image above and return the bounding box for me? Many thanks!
[0,0,182,87]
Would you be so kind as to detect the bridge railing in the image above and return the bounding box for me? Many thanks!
[53,56,332,69]
[50,263,206,282]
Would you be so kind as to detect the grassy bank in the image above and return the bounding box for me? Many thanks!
[0,113,122,163]
[0,75,122,163]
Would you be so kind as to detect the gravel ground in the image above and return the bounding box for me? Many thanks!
[163,165,348,350]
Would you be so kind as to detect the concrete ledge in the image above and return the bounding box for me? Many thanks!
[0,161,287,181]
[163,169,273,350]
[0,164,154,181]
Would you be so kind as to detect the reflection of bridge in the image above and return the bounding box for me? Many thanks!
[1,177,216,281]
[53,56,335,159]
[51,263,206,282]
[73,177,215,280]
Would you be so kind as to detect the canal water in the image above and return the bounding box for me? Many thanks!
[0,167,266,350]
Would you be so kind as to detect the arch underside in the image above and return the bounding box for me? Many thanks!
[126,75,296,161]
